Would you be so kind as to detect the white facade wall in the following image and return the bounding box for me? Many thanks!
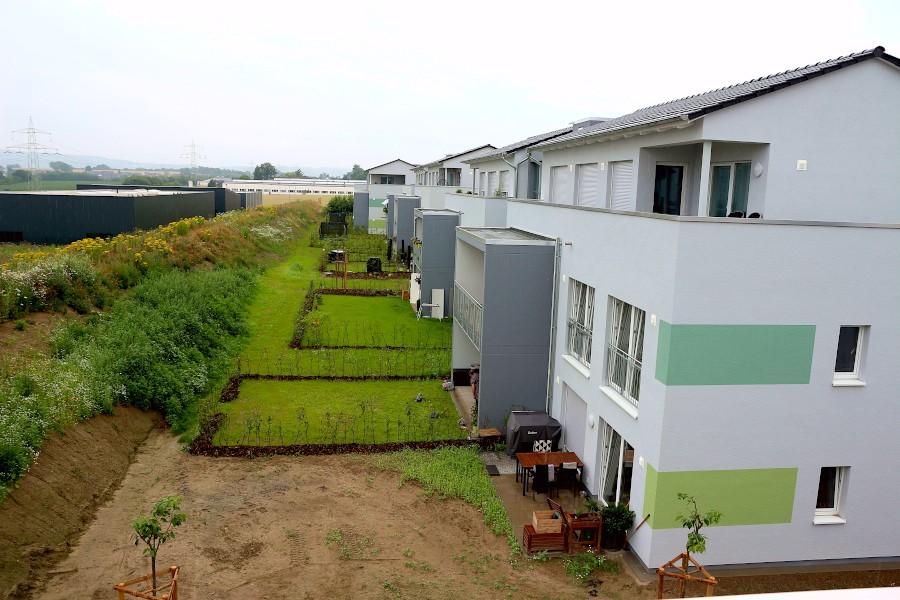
[506,198,900,568]
[367,160,416,185]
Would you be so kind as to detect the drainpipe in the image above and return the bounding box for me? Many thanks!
[545,237,562,414]
[500,152,529,198]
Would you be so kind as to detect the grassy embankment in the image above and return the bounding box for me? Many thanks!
[0,203,319,497]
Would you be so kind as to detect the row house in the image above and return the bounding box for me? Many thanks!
[453,47,900,570]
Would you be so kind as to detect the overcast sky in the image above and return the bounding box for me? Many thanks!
[2,0,898,171]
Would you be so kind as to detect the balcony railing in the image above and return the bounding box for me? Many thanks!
[566,320,592,366]
[605,345,641,409]
[453,282,483,350]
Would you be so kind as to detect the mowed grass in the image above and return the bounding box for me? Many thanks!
[214,379,466,446]
[242,241,320,356]
[368,219,386,228]
[307,295,450,348]
[238,348,450,378]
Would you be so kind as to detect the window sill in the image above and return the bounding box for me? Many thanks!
[832,378,866,387]
[562,354,591,379]
[813,515,846,525]
[599,386,639,420]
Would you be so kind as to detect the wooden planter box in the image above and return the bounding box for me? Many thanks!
[532,510,563,534]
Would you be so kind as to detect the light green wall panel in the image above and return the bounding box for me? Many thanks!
[644,464,797,529]
[655,322,815,385]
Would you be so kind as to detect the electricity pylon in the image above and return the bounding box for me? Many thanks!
[6,117,58,191]
[181,140,205,184]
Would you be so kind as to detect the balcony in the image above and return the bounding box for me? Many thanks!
[453,282,483,351]
[605,344,641,410]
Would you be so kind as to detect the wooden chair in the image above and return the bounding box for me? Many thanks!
[555,462,580,498]
[531,464,550,498]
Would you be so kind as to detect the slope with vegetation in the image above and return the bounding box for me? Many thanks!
[0,202,319,498]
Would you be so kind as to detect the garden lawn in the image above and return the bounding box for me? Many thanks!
[213,378,466,446]
[241,240,320,357]
[305,295,450,348]
[368,219,386,228]
[238,347,449,378]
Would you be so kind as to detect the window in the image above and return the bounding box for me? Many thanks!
[550,165,572,204]
[653,164,685,215]
[607,160,633,210]
[606,298,645,408]
[567,280,595,367]
[709,162,751,217]
[833,326,867,385]
[575,163,599,207]
[596,417,633,506]
[815,466,848,523]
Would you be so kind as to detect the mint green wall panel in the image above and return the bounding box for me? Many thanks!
[644,464,797,528]
[655,322,815,385]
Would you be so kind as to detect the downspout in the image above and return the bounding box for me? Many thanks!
[499,152,526,198]
[545,237,562,414]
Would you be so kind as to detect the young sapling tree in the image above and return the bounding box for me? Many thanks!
[131,495,186,594]
[675,493,722,560]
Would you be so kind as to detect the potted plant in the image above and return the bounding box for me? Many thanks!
[575,497,601,519]
[600,502,636,550]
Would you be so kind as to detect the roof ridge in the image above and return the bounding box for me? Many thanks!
[534,46,890,149]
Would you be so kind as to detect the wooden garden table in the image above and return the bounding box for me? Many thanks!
[515,452,584,496]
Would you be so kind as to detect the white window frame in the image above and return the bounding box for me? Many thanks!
[654,162,689,215]
[566,280,595,368]
[833,325,867,387]
[607,160,634,211]
[708,161,751,216]
[814,466,848,524]
[596,418,632,507]
[605,298,645,409]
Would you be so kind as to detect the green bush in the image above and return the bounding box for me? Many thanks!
[94,268,254,427]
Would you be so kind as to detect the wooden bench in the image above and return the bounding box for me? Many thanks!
[522,524,567,554]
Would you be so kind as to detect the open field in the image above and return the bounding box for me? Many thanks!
[368,218,386,228]
[0,180,92,191]
[214,379,465,445]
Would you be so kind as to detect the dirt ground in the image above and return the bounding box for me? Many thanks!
[0,408,160,599]
[29,430,646,600]
[6,416,897,600]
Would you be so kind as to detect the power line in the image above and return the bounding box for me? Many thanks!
[5,117,59,191]
[180,140,205,183]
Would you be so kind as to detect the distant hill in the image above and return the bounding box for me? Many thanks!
[1,154,350,178]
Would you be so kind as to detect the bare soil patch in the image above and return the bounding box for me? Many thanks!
[28,432,639,600]
[8,422,896,600]
[0,407,160,599]
[0,312,69,364]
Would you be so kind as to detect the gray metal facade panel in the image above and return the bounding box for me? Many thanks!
[481,249,554,350]
[394,196,421,249]
[133,192,216,230]
[353,191,369,228]
[0,194,137,244]
[478,352,549,430]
